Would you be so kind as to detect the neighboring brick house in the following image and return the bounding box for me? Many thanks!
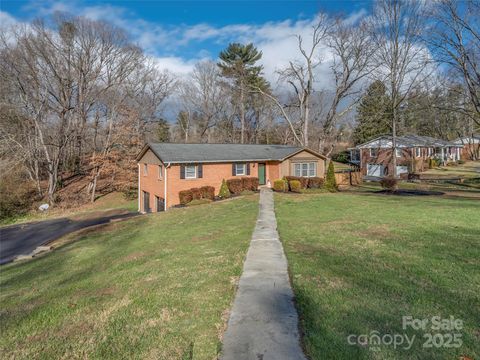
[454,135,480,161]
[349,135,463,178]
[136,143,327,212]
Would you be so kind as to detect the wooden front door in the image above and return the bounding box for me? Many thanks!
[258,163,266,185]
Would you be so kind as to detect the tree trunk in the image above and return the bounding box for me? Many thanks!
[239,85,245,144]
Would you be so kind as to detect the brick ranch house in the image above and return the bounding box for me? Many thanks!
[454,134,480,161]
[349,135,464,178]
[136,143,327,212]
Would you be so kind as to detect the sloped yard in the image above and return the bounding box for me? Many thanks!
[275,192,479,359]
[0,196,258,359]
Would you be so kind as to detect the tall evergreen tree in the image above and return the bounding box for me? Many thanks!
[156,118,170,142]
[352,81,392,145]
[218,43,265,143]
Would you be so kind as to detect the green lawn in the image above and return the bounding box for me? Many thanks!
[1,192,138,226]
[275,192,479,359]
[422,160,480,179]
[0,196,258,359]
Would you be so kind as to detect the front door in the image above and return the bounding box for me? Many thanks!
[258,163,266,185]
[143,191,151,213]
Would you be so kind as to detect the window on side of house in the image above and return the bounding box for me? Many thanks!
[369,148,378,157]
[235,163,246,176]
[143,163,148,175]
[294,162,317,177]
[158,165,163,179]
[185,165,196,179]
[395,148,402,158]
[415,147,421,157]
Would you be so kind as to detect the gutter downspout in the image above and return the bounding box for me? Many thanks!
[164,163,171,211]
[137,163,141,213]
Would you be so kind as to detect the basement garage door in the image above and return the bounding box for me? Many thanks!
[367,164,384,177]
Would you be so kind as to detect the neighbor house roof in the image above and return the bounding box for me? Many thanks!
[137,143,327,163]
[453,134,480,144]
[353,135,462,149]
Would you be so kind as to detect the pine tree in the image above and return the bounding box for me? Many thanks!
[324,161,338,192]
[218,179,231,198]
[352,81,392,145]
[156,118,170,142]
[217,43,266,143]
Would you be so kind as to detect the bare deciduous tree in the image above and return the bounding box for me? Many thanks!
[369,0,432,177]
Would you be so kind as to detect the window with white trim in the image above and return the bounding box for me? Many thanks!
[143,163,148,175]
[234,163,246,176]
[158,165,163,179]
[395,148,402,158]
[370,148,378,157]
[415,147,421,157]
[293,162,317,177]
[428,147,433,156]
[185,165,196,179]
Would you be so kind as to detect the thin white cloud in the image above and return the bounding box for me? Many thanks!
[5,0,371,86]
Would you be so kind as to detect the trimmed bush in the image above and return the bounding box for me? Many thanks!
[218,179,231,198]
[289,180,302,193]
[200,186,215,200]
[273,179,288,192]
[190,187,202,200]
[250,177,259,190]
[179,190,193,205]
[307,177,324,189]
[324,161,338,192]
[285,176,308,189]
[226,178,243,194]
[428,158,438,169]
[380,176,398,192]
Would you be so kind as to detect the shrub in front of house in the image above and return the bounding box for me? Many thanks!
[240,177,260,191]
[289,180,302,193]
[200,186,215,200]
[380,176,398,192]
[324,161,338,192]
[191,187,202,200]
[179,189,193,205]
[428,158,438,169]
[307,177,324,189]
[218,179,231,198]
[273,179,288,192]
[285,176,308,189]
[457,159,465,165]
[250,177,259,190]
[226,178,243,194]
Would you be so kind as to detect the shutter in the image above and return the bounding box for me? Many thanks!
[232,163,236,176]
[180,165,185,179]
[197,164,203,178]
[246,163,250,175]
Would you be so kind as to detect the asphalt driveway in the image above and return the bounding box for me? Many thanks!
[0,212,137,265]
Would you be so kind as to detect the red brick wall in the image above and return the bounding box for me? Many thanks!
[165,162,259,208]
[360,147,429,176]
[139,163,165,212]
[266,162,280,183]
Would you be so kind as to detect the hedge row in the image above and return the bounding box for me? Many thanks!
[226,177,259,194]
[273,176,325,192]
[179,186,215,205]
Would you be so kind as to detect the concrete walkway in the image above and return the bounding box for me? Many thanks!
[221,189,306,360]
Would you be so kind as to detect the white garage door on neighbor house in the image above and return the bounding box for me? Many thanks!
[367,164,385,177]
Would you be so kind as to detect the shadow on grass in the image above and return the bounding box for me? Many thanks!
[287,224,479,360]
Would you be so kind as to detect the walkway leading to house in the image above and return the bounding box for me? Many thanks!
[221,188,306,360]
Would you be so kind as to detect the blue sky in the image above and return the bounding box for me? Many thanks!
[1,1,372,76]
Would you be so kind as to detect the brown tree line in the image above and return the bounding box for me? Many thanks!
[0,15,174,211]
[0,0,479,216]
